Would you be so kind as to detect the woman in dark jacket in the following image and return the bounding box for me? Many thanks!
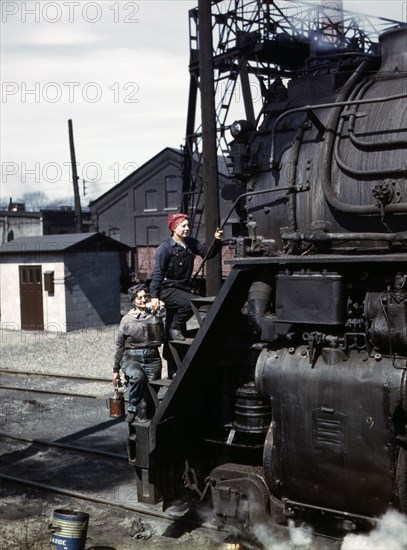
[149,213,222,340]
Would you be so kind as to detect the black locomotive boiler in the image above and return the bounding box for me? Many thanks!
[129,24,407,538]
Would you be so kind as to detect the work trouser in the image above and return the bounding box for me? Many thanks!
[160,286,196,331]
[121,348,162,413]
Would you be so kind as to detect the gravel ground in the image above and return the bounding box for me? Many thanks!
[1,324,118,375]
[0,324,168,381]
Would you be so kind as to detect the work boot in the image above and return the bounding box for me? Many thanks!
[169,328,185,341]
[125,411,136,424]
[135,401,148,422]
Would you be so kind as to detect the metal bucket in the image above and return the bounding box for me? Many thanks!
[107,394,125,417]
[146,317,164,345]
[49,509,89,550]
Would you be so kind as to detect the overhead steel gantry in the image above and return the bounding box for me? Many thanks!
[181,0,404,230]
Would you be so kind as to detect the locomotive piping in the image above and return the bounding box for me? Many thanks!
[287,125,306,234]
[247,274,273,336]
[282,498,380,525]
[334,115,407,177]
[281,231,407,242]
[270,92,407,168]
[347,80,407,150]
[320,58,407,214]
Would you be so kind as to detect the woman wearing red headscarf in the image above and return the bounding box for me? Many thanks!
[149,213,222,341]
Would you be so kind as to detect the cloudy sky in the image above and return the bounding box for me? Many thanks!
[1,0,405,206]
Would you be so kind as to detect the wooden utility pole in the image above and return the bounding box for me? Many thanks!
[68,119,83,233]
[198,0,222,295]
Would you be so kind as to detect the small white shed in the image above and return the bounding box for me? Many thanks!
[0,232,129,332]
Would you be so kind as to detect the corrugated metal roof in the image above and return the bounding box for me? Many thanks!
[0,232,129,254]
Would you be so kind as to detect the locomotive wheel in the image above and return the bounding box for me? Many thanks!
[396,447,407,513]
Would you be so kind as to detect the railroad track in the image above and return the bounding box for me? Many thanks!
[0,370,241,549]
[0,436,206,523]
[0,368,112,398]
[0,432,128,460]
[0,437,238,549]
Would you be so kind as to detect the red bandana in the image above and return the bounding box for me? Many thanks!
[168,213,189,231]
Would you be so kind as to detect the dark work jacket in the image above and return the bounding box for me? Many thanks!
[149,236,222,298]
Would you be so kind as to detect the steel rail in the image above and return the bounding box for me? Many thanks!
[0,473,177,520]
[0,368,110,383]
[0,474,225,533]
[0,432,127,460]
[0,385,100,399]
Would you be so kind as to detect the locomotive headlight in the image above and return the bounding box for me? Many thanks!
[230,119,254,142]
[231,120,243,138]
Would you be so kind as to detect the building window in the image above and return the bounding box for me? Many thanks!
[145,190,157,211]
[165,175,178,209]
[147,226,159,245]
[109,227,120,241]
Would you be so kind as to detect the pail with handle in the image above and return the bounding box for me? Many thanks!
[107,385,125,417]
[49,509,89,550]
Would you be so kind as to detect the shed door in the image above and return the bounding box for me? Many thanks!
[19,265,44,330]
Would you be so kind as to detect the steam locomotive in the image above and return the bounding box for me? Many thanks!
[128,24,407,540]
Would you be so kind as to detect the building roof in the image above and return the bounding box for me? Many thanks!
[0,232,130,255]
[88,146,233,223]
[89,147,183,207]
